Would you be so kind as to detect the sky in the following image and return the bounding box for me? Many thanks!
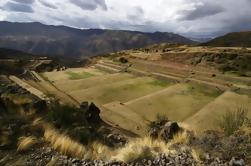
[0,0,251,38]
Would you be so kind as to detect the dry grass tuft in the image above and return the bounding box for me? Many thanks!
[17,136,38,152]
[44,127,87,159]
[112,137,173,162]
[170,131,190,145]
[89,142,114,160]
[218,107,248,136]
[191,148,204,162]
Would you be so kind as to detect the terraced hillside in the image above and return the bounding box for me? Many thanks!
[17,45,250,136]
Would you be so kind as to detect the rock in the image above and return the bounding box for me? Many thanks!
[229,157,245,166]
[160,121,180,141]
[80,101,89,110]
[149,128,158,139]
[85,102,101,124]
[105,133,126,147]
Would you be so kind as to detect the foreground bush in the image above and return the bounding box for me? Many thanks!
[218,107,248,136]
[47,102,88,127]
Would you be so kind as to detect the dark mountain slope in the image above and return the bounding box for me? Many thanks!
[202,31,251,47]
[0,48,34,59]
[0,21,195,58]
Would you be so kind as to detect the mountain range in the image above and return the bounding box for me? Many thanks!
[0,21,195,58]
[202,31,251,47]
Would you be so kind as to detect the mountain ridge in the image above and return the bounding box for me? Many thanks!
[202,31,251,47]
[0,21,195,58]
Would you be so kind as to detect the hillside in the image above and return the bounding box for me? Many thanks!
[0,44,250,165]
[0,48,34,59]
[202,31,251,47]
[0,21,195,58]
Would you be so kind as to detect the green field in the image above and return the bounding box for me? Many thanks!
[66,71,96,80]
[68,76,172,105]
[54,73,135,92]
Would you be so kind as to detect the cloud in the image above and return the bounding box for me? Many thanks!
[179,2,225,20]
[12,0,35,4]
[38,0,57,9]
[69,0,107,11]
[127,6,144,21]
[2,1,34,13]
[0,0,251,37]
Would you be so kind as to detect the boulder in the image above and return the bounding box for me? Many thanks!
[105,133,126,147]
[229,157,245,166]
[149,128,158,139]
[80,101,89,110]
[160,121,180,141]
[85,102,101,124]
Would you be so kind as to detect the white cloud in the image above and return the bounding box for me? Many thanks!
[0,0,250,37]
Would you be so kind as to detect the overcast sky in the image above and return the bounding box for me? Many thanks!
[0,0,251,37]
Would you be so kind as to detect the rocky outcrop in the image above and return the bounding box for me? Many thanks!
[149,119,181,142]
[80,102,102,125]
[160,121,180,140]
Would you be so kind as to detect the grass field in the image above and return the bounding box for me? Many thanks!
[43,67,106,82]
[125,84,221,122]
[184,91,251,132]
[68,77,172,105]
[41,58,251,134]
[66,71,96,80]
[54,73,135,92]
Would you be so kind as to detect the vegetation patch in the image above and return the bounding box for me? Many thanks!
[66,71,96,80]
[17,136,38,152]
[148,79,170,87]
[217,106,249,136]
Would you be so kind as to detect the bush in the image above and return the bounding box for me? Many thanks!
[148,114,169,131]
[119,57,128,63]
[218,107,249,136]
[156,113,169,123]
[47,102,88,127]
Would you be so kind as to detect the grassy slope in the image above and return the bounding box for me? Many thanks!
[125,84,220,122]
[184,91,251,132]
[69,77,170,105]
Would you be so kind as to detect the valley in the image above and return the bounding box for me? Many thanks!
[1,44,251,165]
[7,45,250,135]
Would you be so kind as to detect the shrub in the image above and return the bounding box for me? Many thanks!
[44,127,88,159]
[218,107,248,136]
[47,102,87,127]
[17,136,38,152]
[156,113,169,123]
[112,137,171,162]
[148,114,168,133]
[119,57,128,63]
[170,131,189,145]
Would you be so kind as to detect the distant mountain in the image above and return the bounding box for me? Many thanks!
[202,31,251,47]
[189,37,212,43]
[0,21,195,58]
[0,48,34,59]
